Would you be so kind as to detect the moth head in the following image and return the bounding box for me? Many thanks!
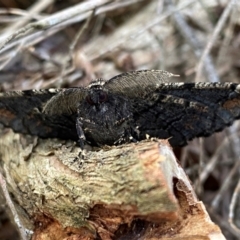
[86,89,108,106]
[86,80,108,107]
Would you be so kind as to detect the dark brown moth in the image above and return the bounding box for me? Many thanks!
[0,70,240,148]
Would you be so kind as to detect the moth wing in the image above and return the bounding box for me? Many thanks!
[0,88,82,140]
[43,87,87,115]
[132,82,240,146]
[104,70,178,97]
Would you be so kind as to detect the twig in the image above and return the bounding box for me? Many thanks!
[196,0,216,27]
[195,0,236,82]
[0,0,112,52]
[89,0,196,61]
[0,42,24,70]
[199,131,239,184]
[0,0,53,70]
[2,0,54,37]
[0,8,43,18]
[211,159,240,209]
[165,0,219,82]
[0,171,31,240]
[229,178,240,234]
[69,10,95,55]
[0,17,25,23]
[0,0,141,70]
[0,8,44,23]
[149,28,166,70]
[59,10,96,87]
[216,5,235,68]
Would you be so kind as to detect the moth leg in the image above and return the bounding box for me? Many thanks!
[114,127,137,145]
[76,118,86,150]
[126,124,140,143]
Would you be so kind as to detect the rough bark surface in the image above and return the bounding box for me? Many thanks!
[0,128,225,239]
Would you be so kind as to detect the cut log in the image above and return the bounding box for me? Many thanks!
[0,129,225,239]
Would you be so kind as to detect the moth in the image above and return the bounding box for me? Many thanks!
[0,70,240,148]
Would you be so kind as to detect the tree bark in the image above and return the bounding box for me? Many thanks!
[0,128,225,239]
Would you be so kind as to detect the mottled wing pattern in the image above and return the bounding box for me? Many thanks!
[132,82,240,146]
[0,89,78,140]
[1,70,240,148]
[104,70,178,97]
